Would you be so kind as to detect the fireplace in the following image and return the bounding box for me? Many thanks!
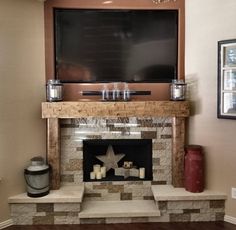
[42,101,190,189]
[83,139,153,182]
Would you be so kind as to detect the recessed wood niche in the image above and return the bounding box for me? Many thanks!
[43,0,187,190]
[44,0,185,101]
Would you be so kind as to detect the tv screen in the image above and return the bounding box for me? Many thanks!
[54,9,178,83]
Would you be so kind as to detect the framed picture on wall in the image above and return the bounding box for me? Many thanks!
[218,39,236,119]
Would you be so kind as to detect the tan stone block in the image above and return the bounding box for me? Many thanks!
[61,148,80,161]
[121,193,132,200]
[215,212,225,221]
[153,142,166,150]
[74,172,83,184]
[11,204,36,214]
[12,215,33,225]
[160,135,172,139]
[93,184,108,190]
[54,215,80,224]
[149,215,170,222]
[37,203,53,212]
[60,127,73,136]
[137,118,154,127]
[132,188,152,199]
[168,201,193,210]
[152,158,160,166]
[143,196,154,200]
[183,209,200,214]
[210,200,225,208]
[54,203,80,212]
[141,131,157,139]
[33,214,54,225]
[190,213,212,222]
[192,201,210,209]
[105,217,132,224]
[209,207,225,213]
[34,212,46,217]
[107,185,124,193]
[170,213,190,222]
[80,218,106,224]
[167,209,183,214]
[131,217,149,223]
[61,174,74,183]
[84,193,102,198]
[157,201,167,210]
[100,193,121,201]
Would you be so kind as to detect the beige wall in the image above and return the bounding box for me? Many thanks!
[0,0,236,223]
[0,0,45,222]
[185,0,236,218]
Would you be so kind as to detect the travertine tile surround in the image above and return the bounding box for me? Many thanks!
[60,117,172,200]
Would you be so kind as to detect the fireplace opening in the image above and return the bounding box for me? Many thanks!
[83,139,152,182]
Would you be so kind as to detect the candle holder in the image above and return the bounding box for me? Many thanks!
[170,79,186,101]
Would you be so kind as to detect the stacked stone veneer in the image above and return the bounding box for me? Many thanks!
[10,199,225,225]
[10,203,81,225]
[157,200,225,222]
[60,117,172,200]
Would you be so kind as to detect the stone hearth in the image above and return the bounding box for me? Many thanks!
[8,185,227,224]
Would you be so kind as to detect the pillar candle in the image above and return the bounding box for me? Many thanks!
[90,171,95,180]
[139,167,145,179]
[101,166,106,178]
[93,164,101,173]
[96,171,102,180]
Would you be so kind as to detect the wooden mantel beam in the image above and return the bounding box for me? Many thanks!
[42,101,190,119]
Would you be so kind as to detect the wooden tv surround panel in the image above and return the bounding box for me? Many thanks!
[44,0,185,101]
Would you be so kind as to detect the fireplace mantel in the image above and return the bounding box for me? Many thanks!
[42,101,190,118]
[42,101,190,190]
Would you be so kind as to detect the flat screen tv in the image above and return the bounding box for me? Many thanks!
[54,9,178,83]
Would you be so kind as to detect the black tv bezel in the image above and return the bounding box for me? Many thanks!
[53,8,179,84]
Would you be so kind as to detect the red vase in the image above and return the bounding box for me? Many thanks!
[184,145,204,193]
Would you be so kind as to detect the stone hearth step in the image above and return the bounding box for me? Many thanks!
[79,200,161,219]
[150,185,227,222]
[8,185,84,203]
[151,185,227,201]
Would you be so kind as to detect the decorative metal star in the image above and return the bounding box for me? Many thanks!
[96,145,125,172]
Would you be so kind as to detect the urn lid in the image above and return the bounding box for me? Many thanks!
[27,156,49,172]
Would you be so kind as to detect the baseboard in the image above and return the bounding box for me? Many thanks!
[225,215,236,225]
[0,219,13,229]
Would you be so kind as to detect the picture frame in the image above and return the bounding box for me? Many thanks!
[217,39,236,119]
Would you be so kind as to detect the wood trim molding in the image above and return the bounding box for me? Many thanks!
[0,219,13,230]
[47,118,60,189]
[224,215,236,225]
[172,117,185,187]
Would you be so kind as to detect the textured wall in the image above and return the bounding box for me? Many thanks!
[0,0,45,222]
[185,0,236,218]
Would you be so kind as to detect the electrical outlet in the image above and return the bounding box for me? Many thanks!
[232,188,236,199]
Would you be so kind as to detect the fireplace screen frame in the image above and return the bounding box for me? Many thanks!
[83,139,153,182]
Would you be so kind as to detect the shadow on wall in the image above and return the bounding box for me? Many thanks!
[185,73,202,116]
